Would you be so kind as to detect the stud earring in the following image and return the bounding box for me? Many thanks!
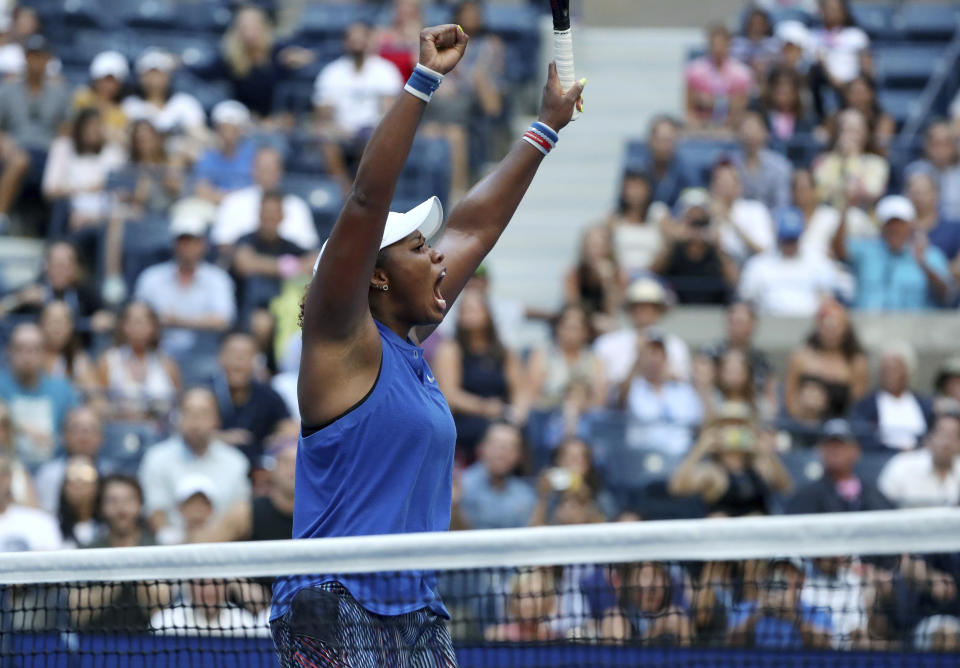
[381,285,389,292]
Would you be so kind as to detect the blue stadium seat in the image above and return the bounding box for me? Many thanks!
[170,1,233,34]
[100,421,163,476]
[780,448,824,487]
[675,139,740,189]
[393,137,451,212]
[878,87,925,127]
[122,0,177,31]
[171,72,232,114]
[850,4,897,42]
[483,4,541,85]
[766,7,814,27]
[272,80,314,115]
[284,132,329,176]
[855,450,896,487]
[297,3,376,39]
[282,173,344,241]
[873,45,944,89]
[120,217,172,292]
[897,4,960,42]
[169,330,223,388]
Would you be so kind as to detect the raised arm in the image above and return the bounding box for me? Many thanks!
[413,64,585,342]
[304,25,468,343]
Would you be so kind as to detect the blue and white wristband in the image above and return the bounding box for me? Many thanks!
[404,64,444,103]
[522,121,559,156]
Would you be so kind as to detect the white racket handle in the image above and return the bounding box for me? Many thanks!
[553,28,581,121]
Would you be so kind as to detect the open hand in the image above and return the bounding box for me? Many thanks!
[538,61,586,132]
[418,24,469,75]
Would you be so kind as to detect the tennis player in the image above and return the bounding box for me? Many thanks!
[270,23,584,667]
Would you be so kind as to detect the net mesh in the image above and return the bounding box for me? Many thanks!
[1,509,959,667]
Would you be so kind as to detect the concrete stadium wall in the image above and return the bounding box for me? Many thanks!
[660,307,960,391]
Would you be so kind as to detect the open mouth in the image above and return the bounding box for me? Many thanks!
[433,268,447,312]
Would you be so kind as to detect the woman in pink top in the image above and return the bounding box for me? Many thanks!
[685,25,755,131]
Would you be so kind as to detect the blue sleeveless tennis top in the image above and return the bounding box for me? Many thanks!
[270,320,456,620]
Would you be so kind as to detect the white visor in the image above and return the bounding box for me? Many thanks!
[313,196,444,274]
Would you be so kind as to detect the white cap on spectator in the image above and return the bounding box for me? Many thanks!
[169,197,216,238]
[876,195,916,225]
[90,50,129,81]
[174,473,216,504]
[625,276,670,306]
[676,188,711,216]
[776,20,811,50]
[211,100,251,127]
[136,49,176,75]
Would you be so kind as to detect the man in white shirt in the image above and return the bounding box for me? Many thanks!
[0,453,61,552]
[134,200,235,356]
[313,22,403,141]
[738,206,840,316]
[710,160,775,265]
[211,146,318,251]
[878,412,960,508]
[593,276,691,396]
[139,388,250,532]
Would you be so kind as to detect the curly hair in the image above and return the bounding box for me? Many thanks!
[299,248,389,328]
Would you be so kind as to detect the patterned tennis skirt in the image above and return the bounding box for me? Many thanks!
[271,582,459,668]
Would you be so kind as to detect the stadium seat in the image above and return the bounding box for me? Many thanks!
[392,137,452,212]
[873,45,945,89]
[169,330,223,387]
[272,80,314,116]
[100,421,163,476]
[878,87,925,128]
[897,4,960,42]
[282,173,344,241]
[592,415,686,504]
[676,139,740,189]
[483,4,541,85]
[850,4,897,42]
[122,0,177,31]
[297,3,377,40]
[284,132,328,176]
[855,449,896,487]
[780,448,824,487]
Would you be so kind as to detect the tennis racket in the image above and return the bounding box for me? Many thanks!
[549,0,581,120]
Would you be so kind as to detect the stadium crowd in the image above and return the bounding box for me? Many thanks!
[0,0,958,654]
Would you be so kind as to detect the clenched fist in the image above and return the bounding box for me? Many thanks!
[418,24,469,75]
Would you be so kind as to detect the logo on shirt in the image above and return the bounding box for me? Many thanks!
[426,373,436,384]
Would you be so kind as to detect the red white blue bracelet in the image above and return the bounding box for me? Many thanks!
[404,63,444,103]
[522,121,559,156]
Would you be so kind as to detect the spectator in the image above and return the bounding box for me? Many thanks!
[0,7,45,76]
[710,160,775,265]
[784,300,867,421]
[72,50,129,144]
[693,349,763,420]
[935,357,960,413]
[0,400,38,507]
[879,413,960,509]
[373,0,421,80]
[594,276,692,390]
[150,578,265,636]
[458,422,536,530]
[196,438,295,543]
[731,7,779,78]
[800,556,872,650]
[838,74,895,157]
[0,453,61,552]
[707,300,775,401]
[685,24,754,131]
[738,206,840,316]
[70,475,166,632]
[56,455,99,547]
[0,34,69,230]
[907,172,960,269]
[833,195,951,310]
[564,225,624,334]
[133,205,236,356]
[196,5,314,119]
[530,436,618,525]
[733,112,792,210]
[121,50,207,144]
[527,303,606,410]
[606,169,669,277]
[850,342,934,451]
[193,100,256,205]
[232,191,315,322]
[915,615,960,653]
[95,301,181,422]
[786,419,893,513]
[906,121,960,222]
[212,331,292,467]
[728,557,833,648]
[0,323,78,468]
[211,146,318,251]
[42,107,126,234]
[0,241,110,329]
[433,288,524,459]
[792,167,875,263]
[653,188,738,305]
[111,119,185,219]
[640,116,686,207]
[35,405,102,513]
[808,0,872,120]
[39,300,96,395]
[313,21,404,188]
[138,388,250,532]
[813,109,888,212]
[757,66,814,146]
[157,473,216,545]
[484,568,563,642]
[619,330,703,456]
[669,405,791,517]
[775,20,813,76]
